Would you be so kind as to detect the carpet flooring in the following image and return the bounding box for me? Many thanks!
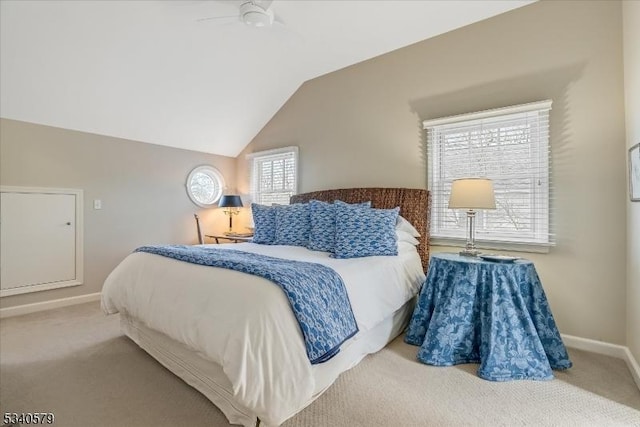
[1,302,639,426]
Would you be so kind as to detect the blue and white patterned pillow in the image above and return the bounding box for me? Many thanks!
[308,200,372,253]
[274,203,310,247]
[307,200,336,252]
[251,203,278,244]
[334,204,400,259]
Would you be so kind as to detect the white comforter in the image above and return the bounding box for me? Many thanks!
[101,242,424,426]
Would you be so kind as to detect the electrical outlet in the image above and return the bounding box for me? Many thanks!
[94,199,102,210]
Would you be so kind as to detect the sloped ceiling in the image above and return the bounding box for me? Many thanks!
[0,0,533,157]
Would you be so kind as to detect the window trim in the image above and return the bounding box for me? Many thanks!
[424,100,553,252]
[430,237,551,254]
[186,165,225,208]
[423,100,552,128]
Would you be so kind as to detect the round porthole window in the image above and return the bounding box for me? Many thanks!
[186,165,225,207]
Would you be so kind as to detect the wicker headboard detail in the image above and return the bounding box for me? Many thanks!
[291,188,430,271]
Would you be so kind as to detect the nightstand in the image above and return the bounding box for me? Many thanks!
[404,253,572,381]
[205,234,253,244]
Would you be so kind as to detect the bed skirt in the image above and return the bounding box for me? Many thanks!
[120,299,415,427]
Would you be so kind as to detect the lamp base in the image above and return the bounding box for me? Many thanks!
[459,249,481,257]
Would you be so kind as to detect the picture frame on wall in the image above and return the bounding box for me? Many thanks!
[630,143,640,202]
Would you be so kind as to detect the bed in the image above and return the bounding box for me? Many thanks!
[101,187,430,427]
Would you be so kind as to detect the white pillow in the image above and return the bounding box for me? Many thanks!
[396,230,420,246]
[397,240,420,253]
[396,215,421,238]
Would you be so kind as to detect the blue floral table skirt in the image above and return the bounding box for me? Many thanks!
[405,253,572,381]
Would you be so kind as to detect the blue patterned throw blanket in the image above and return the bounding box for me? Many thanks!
[134,245,358,364]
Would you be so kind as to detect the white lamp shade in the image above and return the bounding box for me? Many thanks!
[448,178,497,210]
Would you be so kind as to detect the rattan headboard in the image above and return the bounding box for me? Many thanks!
[291,188,430,271]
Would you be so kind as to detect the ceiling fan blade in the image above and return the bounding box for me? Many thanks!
[197,14,238,23]
[258,0,274,10]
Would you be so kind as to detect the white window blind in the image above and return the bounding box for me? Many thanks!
[425,100,553,249]
[248,146,298,205]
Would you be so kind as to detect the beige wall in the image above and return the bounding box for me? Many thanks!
[0,119,236,309]
[238,1,628,344]
[623,0,640,363]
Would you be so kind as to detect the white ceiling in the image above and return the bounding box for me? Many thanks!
[0,0,533,157]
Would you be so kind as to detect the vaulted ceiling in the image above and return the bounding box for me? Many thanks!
[0,1,533,157]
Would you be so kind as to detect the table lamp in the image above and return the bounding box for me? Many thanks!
[218,195,243,233]
[448,178,496,257]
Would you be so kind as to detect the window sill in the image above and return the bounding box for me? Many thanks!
[430,237,552,254]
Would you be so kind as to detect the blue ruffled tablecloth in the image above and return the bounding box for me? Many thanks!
[405,253,572,381]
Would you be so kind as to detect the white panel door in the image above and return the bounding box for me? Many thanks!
[1,192,77,290]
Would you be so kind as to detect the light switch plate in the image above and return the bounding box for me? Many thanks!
[93,199,102,210]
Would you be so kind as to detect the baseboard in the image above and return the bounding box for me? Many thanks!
[0,292,101,319]
[623,347,640,391]
[562,334,640,390]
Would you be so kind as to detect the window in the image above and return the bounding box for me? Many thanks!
[248,147,298,205]
[186,165,225,207]
[425,100,553,250]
